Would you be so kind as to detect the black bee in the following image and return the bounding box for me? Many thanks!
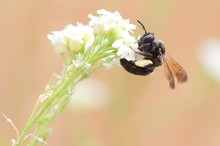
[120,20,187,89]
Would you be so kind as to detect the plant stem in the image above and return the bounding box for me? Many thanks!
[16,66,86,145]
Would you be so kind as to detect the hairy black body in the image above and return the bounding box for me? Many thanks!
[120,20,165,75]
[120,20,188,89]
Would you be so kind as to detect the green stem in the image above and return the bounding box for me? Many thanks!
[16,66,86,145]
[29,96,71,145]
[16,39,115,145]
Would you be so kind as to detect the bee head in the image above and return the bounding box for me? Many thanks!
[138,33,155,46]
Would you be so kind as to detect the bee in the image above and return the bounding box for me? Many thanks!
[120,20,188,89]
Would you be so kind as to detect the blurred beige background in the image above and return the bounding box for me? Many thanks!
[1,0,220,146]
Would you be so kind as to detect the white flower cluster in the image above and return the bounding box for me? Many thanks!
[88,9,135,35]
[48,23,94,54]
[48,9,138,65]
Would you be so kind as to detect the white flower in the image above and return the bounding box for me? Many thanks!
[48,23,94,54]
[48,9,138,66]
[198,39,220,82]
[88,9,138,61]
[113,40,135,61]
[47,30,67,54]
[112,37,138,61]
[65,23,94,52]
[88,9,136,35]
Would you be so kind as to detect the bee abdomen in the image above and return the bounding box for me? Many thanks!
[120,58,154,76]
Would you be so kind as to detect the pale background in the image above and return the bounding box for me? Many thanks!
[1,0,220,146]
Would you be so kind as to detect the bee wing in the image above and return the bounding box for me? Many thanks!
[166,55,188,83]
[159,55,175,89]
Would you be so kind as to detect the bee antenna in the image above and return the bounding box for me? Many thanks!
[137,20,147,34]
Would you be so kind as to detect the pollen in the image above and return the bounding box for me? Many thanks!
[135,60,153,67]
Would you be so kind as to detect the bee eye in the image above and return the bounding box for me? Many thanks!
[158,41,165,54]
[153,40,166,55]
